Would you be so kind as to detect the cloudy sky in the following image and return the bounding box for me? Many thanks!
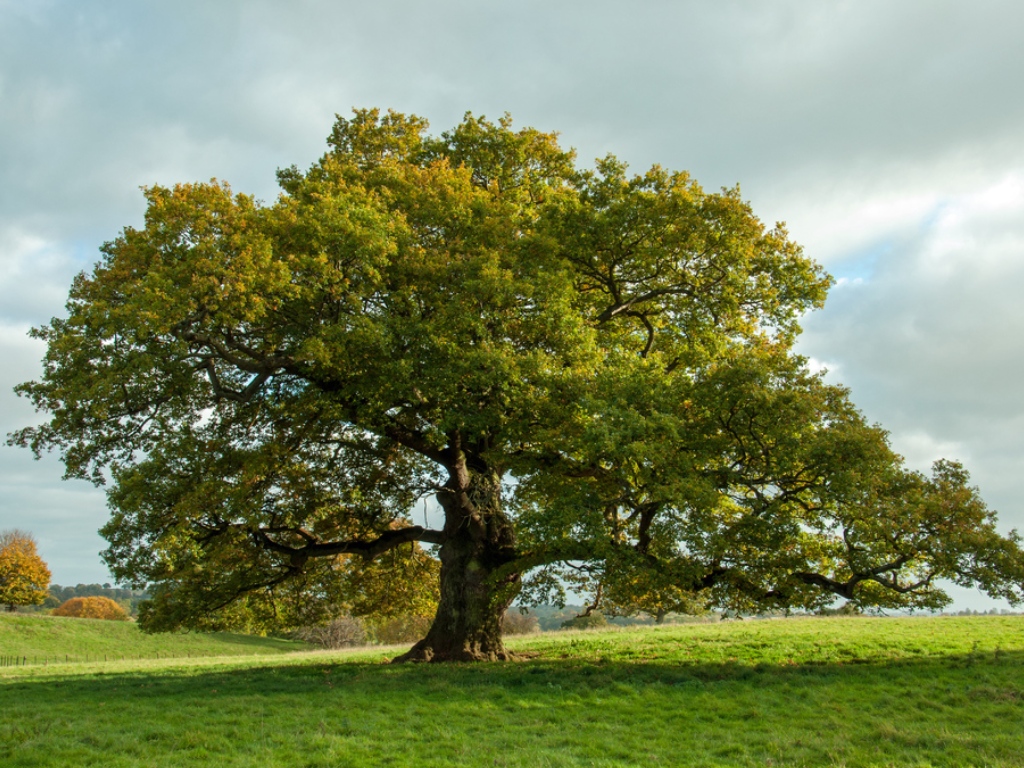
[2,1,1022,608]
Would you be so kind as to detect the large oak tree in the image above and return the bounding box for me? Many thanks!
[12,110,1024,660]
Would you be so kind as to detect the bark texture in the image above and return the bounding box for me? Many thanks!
[393,468,520,662]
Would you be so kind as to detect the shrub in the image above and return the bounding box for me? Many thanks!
[294,616,368,648]
[52,596,130,621]
[502,609,540,635]
[560,612,609,630]
[49,583,148,615]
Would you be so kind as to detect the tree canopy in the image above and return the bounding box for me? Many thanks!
[0,530,51,612]
[11,109,1024,660]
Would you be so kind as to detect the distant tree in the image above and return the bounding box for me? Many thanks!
[560,613,609,631]
[0,530,51,612]
[52,596,130,620]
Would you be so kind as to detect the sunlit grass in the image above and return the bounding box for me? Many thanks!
[2,616,1023,766]
[0,612,307,664]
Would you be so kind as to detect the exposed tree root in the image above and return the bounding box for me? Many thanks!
[390,638,523,663]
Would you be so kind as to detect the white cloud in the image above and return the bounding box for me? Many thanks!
[0,230,83,325]
[804,357,837,377]
[890,431,968,474]
[0,323,110,586]
[0,323,52,428]
[799,168,1024,537]
[0,452,111,586]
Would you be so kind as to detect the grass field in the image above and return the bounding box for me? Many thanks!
[0,612,307,664]
[2,615,1023,767]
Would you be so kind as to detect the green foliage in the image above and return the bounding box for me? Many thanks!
[0,531,51,611]
[135,545,439,635]
[366,614,434,645]
[9,108,1024,653]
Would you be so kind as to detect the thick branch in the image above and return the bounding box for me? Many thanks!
[179,327,293,373]
[252,525,445,566]
[198,359,272,403]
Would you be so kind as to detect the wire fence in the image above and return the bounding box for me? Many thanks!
[0,651,216,667]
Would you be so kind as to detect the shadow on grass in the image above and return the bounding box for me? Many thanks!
[5,643,1023,698]
[3,647,1024,767]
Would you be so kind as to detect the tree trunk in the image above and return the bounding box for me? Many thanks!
[393,467,520,662]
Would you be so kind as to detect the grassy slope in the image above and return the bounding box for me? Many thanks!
[0,613,306,661]
[1,616,1023,767]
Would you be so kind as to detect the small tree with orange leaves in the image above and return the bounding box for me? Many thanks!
[0,530,51,612]
[52,596,130,621]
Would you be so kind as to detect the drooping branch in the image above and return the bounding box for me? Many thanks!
[714,552,924,604]
[252,524,446,567]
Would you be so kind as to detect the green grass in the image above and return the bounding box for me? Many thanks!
[2,616,1023,766]
[0,612,307,664]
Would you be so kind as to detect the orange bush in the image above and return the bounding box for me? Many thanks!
[52,596,130,621]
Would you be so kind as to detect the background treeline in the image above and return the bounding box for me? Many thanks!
[15,585,1016,635]
[521,605,721,631]
[949,608,1018,616]
[293,607,723,649]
